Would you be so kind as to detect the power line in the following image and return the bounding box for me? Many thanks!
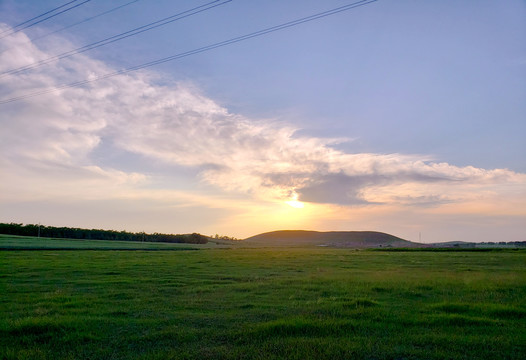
[0,0,92,40]
[0,0,142,54]
[3,0,81,31]
[0,0,378,106]
[0,0,231,78]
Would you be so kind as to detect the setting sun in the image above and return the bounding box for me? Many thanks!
[285,200,305,209]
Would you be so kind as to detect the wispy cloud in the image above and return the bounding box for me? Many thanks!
[1,24,525,240]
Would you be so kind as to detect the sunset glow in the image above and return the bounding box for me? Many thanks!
[0,1,524,242]
[285,200,305,209]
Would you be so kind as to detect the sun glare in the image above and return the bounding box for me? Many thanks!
[285,200,304,209]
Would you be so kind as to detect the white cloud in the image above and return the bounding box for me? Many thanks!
[0,23,525,240]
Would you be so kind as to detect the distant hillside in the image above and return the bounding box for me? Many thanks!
[243,230,421,248]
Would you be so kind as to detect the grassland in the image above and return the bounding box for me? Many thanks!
[0,234,223,250]
[1,237,525,359]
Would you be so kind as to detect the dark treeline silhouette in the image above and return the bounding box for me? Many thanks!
[0,223,208,244]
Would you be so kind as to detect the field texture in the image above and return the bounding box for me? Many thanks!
[0,235,215,250]
[1,245,525,359]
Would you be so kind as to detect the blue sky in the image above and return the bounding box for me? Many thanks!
[0,0,525,242]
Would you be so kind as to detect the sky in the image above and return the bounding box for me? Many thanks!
[0,0,525,243]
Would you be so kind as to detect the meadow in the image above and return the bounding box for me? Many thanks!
[1,237,525,359]
[0,234,215,250]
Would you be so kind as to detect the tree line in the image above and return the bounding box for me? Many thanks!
[0,223,208,244]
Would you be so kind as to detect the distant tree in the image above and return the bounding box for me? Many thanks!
[212,234,239,241]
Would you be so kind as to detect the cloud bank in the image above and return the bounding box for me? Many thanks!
[1,24,525,239]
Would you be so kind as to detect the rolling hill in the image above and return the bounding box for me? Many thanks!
[243,230,422,248]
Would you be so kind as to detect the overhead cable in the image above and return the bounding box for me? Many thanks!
[2,0,81,31]
[1,0,142,54]
[0,0,92,40]
[0,0,231,78]
[0,0,378,105]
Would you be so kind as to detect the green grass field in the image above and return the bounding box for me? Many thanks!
[1,237,525,359]
[0,234,225,250]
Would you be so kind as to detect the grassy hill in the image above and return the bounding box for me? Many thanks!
[243,230,422,248]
